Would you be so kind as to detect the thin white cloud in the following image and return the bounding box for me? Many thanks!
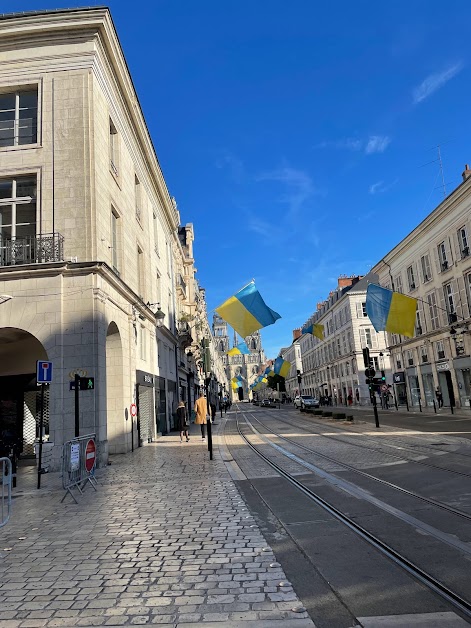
[316,138,363,151]
[368,178,399,195]
[255,166,319,217]
[369,181,384,195]
[365,135,391,154]
[317,135,391,155]
[215,150,245,183]
[412,62,463,104]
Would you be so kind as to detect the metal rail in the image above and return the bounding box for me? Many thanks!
[249,412,471,522]
[266,410,471,480]
[236,418,471,621]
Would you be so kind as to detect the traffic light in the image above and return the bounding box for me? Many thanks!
[362,347,370,368]
[381,370,386,382]
[297,369,302,384]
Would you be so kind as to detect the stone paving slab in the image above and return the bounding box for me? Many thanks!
[0,417,314,627]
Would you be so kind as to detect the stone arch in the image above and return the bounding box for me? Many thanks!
[0,328,49,457]
[105,321,126,454]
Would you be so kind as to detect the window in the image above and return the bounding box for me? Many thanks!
[372,357,379,370]
[0,175,37,265]
[137,246,144,298]
[352,359,356,374]
[420,254,432,283]
[435,340,445,360]
[426,291,439,331]
[438,241,449,271]
[406,265,416,290]
[406,349,414,366]
[109,119,119,175]
[396,357,402,369]
[458,226,469,258]
[420,345,428,363]
[111,208,119,274]
[135,176,141,223]
[0,88,38,147]
[415,310,423,336]
[139,325,146,360]
[153,212,159,255]
[443,283,457,323]
[356,302,367,317]
[394,274,403,294]
[467,274,471,315]
[360,327,377,349]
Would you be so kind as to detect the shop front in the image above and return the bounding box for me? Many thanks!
[136,370,155,445]
[420,364,435,408]
[154,376,167,436]
[393,371,407,406]
[453,357,471,410]
[436,361,455,408]
[406,366,421,406]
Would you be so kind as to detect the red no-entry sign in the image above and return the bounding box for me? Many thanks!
[130,403,137,417]
[85,439,96,472]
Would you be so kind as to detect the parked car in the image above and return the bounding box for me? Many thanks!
[260,399,271,407]
[294,395,319,409]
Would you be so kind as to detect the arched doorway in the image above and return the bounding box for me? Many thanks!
[105,322,125,454]
[0,328,48,458]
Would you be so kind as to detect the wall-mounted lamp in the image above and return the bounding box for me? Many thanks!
[187,350,193,358]
[147,302,165,328]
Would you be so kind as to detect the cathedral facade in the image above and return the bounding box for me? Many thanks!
[213,315,266,401]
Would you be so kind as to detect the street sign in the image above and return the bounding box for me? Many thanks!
[70,443,80,471]
[37,360,53,384]
[130,403,137,417]
[85,439,96,472]
[364,368,376,378]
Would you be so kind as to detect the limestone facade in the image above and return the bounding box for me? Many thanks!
[0,7,226,469]
[372,169,471,410]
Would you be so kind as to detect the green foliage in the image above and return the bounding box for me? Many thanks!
[266,374,286,392]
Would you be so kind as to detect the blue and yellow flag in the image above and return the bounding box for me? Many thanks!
[366,284,417,338]
[227,342,250,356]
[302,323,324,340]
[215,282,281,338]
[274,357,291,378]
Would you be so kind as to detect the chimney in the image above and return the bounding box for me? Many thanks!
[462,164,471,182]
[317,302,323,310]
[293,328,301,340]
[338,275,354,289]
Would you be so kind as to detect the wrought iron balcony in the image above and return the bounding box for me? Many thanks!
[0,233,64,267]
[177,320,193,349]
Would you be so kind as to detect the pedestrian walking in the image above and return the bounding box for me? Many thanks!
[176,401,190,443]
[436,388,443,408]
[347,393,353,406]
[194,391,208,441]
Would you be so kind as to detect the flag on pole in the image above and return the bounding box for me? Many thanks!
[366,284,417,338]
[215,281,281,338]
[274,357,291,378]
[227,342,250,356]
[302,323,324,340]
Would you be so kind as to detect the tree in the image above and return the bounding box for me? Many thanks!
[266,374,286,392]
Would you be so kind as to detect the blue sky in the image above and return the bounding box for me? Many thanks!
[4,1,471,358]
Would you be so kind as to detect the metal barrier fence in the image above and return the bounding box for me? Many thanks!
[1,457,12,527]
[61,434,98,504]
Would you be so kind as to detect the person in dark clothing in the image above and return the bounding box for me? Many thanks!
[210,401,217,424]
[436,389,443,408]
[176,401,190,443]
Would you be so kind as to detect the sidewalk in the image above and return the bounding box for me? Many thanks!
[0,416,314,628]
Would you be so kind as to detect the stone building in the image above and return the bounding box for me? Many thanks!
[213,314,266,401]
[296,275,392,405]
[0,7,223,470]
[372,166,471,410]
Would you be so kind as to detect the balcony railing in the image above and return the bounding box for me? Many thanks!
[0,233,64,267]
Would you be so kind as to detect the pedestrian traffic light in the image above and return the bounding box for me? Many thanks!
[381,370,386,382]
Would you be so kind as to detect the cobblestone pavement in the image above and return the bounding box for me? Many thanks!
[0,417,314,627]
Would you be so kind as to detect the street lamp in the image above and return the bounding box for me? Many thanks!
[147,302,165,328]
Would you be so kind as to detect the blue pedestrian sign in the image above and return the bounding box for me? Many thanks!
[37,360,53,384]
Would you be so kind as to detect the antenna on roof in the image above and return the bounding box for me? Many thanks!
[437,145,446,198]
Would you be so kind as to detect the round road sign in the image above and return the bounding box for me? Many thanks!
[130,403,137,417]
[85,439,96,472]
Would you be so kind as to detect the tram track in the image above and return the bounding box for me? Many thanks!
[247,412,471,521]
[260,408,471,480]
[235,415,471,623]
